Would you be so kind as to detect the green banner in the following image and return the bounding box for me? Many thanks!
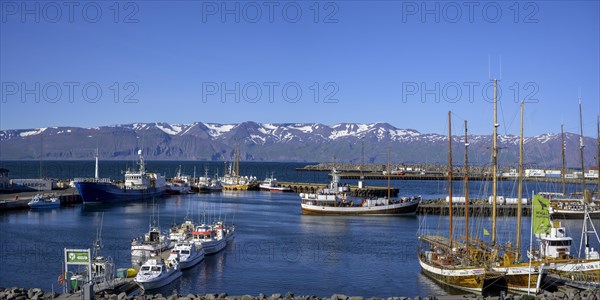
[533,194,551,235]
[66,250,90,264]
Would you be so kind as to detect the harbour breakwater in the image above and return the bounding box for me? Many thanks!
[3,287,600,300]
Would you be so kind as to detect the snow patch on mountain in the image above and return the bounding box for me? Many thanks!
[204,123,235,137]
[20,128,47,137]
[156,123,183,135]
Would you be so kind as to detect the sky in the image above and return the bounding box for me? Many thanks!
[1,1,599,136]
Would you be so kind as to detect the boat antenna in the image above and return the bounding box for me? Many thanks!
[464,119,470,259]
[516,101,524,259]
[39,133,44,178]
[448,111,453,249]
[561,124,566,196]
[95,147,99,180]
[94,212,104,257]
[387,145,391,201]
[579,96,586,195]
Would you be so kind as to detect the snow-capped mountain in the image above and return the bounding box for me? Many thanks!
[0,122,596,166]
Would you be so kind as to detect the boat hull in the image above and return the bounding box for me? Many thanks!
[301,200,419,215]
[550,210,600,219]
[75,182,165,204]
[179,249,205,269]
[221,184,250,191]
[418,258,486,293]
[544,260,600,288]
[135,270,182,290]
[491,265,540,294]
[28,202,60,209]
[259,185,292,192]
[200,239,227,255]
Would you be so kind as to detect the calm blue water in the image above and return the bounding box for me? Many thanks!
[1,161,599,296]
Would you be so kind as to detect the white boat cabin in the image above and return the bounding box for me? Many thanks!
[538,221,573,259]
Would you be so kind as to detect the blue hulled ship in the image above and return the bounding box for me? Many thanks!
[74,150,166,204]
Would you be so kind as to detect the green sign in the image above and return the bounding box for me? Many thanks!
[66,250,90,264]
[533,194,551,235]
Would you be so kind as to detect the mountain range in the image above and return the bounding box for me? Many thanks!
[0,122,598,167]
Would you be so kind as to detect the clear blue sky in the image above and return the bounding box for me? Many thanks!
[1,1,599,136]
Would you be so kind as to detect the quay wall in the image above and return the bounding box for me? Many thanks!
[4,287,598,300]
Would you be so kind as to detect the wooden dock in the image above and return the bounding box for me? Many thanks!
[417,202,532,216]
[277,182,399,198]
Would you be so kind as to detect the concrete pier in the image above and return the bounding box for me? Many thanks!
[277,182,399,198]
[417,202,532,216]
[0,187,81,211]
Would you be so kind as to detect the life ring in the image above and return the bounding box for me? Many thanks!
[58,274,64,285]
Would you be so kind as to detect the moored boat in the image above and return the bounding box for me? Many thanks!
[167,241,205,269]
[192,221,235,254]
[166,166,192,195]
[168,218,196,243]
[533,193,600,288]
[74,150,166,204]
[131,225,172,265]
[196,169,223,193]
[259,174,292,192]
[219,147,258,191]
[299,167,420,215]
[134,257,181,290]
[28,194,60,209]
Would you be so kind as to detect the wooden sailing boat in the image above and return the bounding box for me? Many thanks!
[489,100,541,294]
[418,112,503,293]
[220,145,258,191]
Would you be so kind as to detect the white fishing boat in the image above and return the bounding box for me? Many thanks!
[167,241,205,269]
[134,258,181,290]
[300,166,420,215]
[168,218,196,243]
[166,166,192,195]
[259,174,291,192]
[28,194,60,209]
[131,225,171,264]
[196,169,223,193]
[192,221,235,254]
[533,192,600,288]
[544,194,600,219]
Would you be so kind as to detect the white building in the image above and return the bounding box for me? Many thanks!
[11,179,56,191]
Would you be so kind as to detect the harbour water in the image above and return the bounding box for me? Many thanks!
[0,161,598,297]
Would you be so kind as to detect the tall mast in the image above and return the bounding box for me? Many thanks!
[516,101,524,259]
[95,148,99,179]
[39,134,43,178]
[387,146,391,201]
[492,79,498,246]
[579,98,586,195]
[597,116,599,194]
[448,111,453,248]
[361,138,365,179]
[464,120,470,256]
[561,124,566,196]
